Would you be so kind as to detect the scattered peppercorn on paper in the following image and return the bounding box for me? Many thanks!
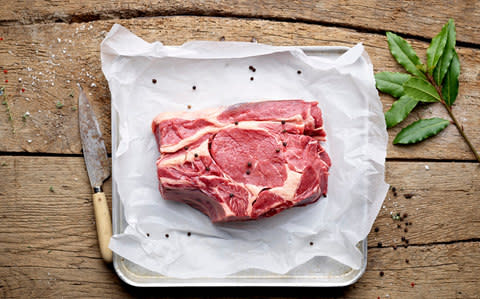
[101,24,389,278]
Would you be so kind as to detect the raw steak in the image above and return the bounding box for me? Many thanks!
[152,100,331,222]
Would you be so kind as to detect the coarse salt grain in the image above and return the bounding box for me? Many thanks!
[425,165,430,170]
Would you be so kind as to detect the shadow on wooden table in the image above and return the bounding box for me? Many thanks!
[120,284,352,298]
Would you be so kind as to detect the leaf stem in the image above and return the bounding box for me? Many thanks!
[426,73,480,163]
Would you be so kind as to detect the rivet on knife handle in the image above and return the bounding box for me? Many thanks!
[92,188,113,263]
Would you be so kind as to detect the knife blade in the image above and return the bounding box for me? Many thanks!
[78,84,113,263]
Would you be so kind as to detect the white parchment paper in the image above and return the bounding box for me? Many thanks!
[101,24,389,278]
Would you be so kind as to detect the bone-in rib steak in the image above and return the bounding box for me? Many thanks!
[152,100,331,222]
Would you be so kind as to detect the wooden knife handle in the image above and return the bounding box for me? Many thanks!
[92,191,113,263]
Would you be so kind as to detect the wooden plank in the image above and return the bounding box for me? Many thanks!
[1,1,480,45]
[0,17,479,159]
[0,156,479,297]
[0,156,478,257]
[1,242,478,298]
[369,161,480,249]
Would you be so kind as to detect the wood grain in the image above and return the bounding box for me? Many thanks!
[1,243,478,298]
[0,156,479,297]
[369,162,480,248]
[1,1,480,45]
[0,17,479,159]
[0,156,478,253]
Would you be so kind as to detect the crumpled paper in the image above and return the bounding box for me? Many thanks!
[101,24,389,278]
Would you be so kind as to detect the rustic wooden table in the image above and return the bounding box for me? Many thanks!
[1,1,479,298]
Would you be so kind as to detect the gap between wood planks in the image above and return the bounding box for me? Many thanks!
[1,152,480,164]
[1,12,480,50]
[367,237,480,250]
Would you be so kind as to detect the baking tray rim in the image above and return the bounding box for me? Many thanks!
[111,45,368,287]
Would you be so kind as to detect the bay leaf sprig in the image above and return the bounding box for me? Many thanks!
[375,19,480,163]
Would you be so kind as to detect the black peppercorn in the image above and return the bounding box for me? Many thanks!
[247,162,252,167]
[379,271,384,277]
[377,242,382,248]
[297,70,302,74]
[234,121,239,125]
[187,232,191,237]
[276,149,280,153]
[165,234,169,238]
[152,79,157,84]
[229,193,234,198]
[250,77,254,81]
[246,170,251,175]
[309,242,314,246]
[283,141,287,146]
[192,85,196,90]
[374,227,379,232]
[281,120,286,125]
[194,153,198,158]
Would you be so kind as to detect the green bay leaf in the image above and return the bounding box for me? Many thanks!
[393,118,450,144]
[403,77,441,103]
[385,95,418,128]
[386,32,426,79]
[433,19,456,85]
[375,72,411,98]
[442,52,460,106]
[426,21,448,72]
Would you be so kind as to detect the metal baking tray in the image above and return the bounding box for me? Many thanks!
[111,46,367,287]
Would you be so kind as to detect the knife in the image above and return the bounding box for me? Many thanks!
[78,84,113,263]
